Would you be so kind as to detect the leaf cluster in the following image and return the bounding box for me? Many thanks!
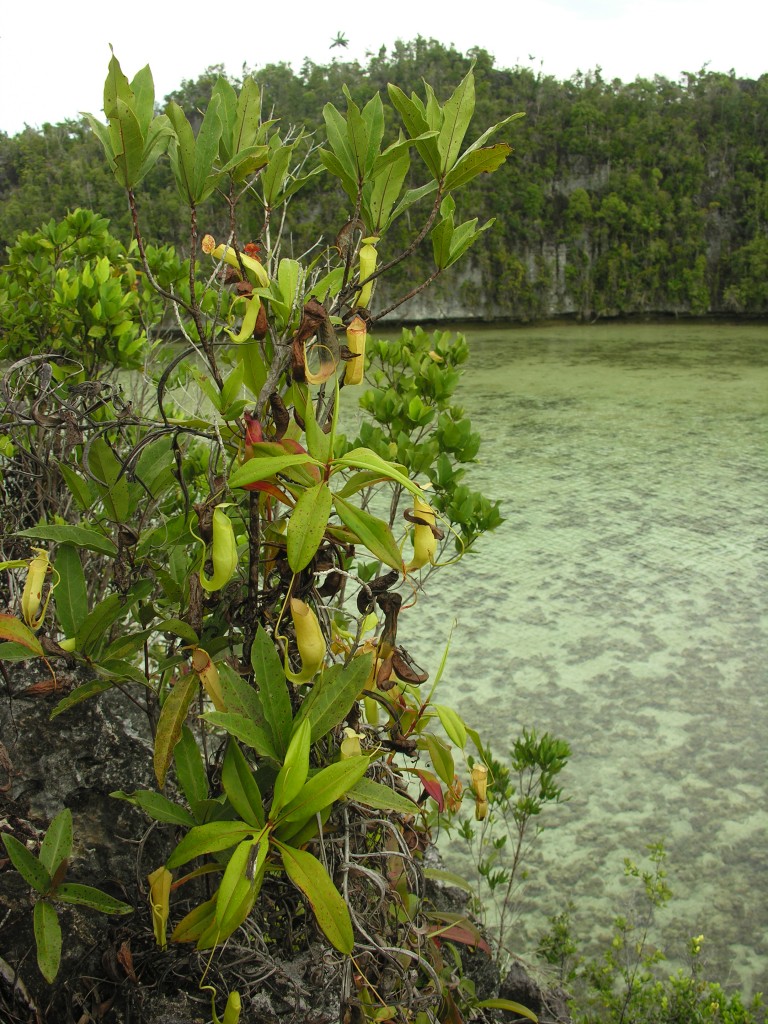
[0,54,526,1022]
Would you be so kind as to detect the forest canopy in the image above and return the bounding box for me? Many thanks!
[1,37,767,320]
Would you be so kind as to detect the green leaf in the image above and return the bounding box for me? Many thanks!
[276,755,369,828]
[250,625,292,757]
[387,84,441,180]
[423,868,474,894]
[39,809,73,875]
[174,725,208,808]
[293,655,372,743]
[271,719,311,818]
[342,89,369,179]
[234,77,262,153]
[33,901,61,983]
[346,777,418,815]
[444,216,495,268]
[0,615,43,657]
[322,102,357,184]
[220,361,244,415]
[443,144,512,192]
[260,139,293,207]
[74,594,122,655]
[432,704,467,749]
[0,641,36,662]
[166,821,257,869]
[138,125,175,188]
[57,463,95,511]
[222,741,264,828]
[155,618,199,644]
[438,70,475,173]
[422,733,455,788]
[154,672,199,788]
[367,144,410,233]
[53,883,133,914]
[53,545,88,637]
[213,77,237,163]
[202,711,278,762]
[111,789,195,826]
[277,842,354,953]
[166,101,197,204]
[317,148,356,201]
[217,661,266,728]
[108,97,145,190]
[193,93,224,203]
[431,200,454,270]
[475,998,538,1021]
[303,391,332,464]
[215,838,254,930]
[73,580,151,656]
[170,893,217,944]
[130,64,155,136]
[229,452,318,490]
[287,482,332,573]
[334,447,422,498]
[459,111,525,160]
[50,678,114,719]
[103,53,133,120]
[87,437,130,523]
[2,834,51,893]
[332,494,403,571]
[16,525,116,557]
[390,179,439,223]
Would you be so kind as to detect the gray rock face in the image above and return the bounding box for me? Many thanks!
[0,667,167,1022]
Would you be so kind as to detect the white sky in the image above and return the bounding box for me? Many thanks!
[0,0,764,135]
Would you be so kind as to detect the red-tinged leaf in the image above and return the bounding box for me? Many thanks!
[430,922,492,955]
[117,940,137,983]
[23,677,59,696]
[416,770,444,810]
[240,480,295,506]
[0,615,43,656]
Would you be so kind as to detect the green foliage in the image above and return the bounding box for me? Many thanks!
[441,728,571,965]
[351,325,503,553]
[1,808,132,981]
[0,207,185,370]
[2,42,767,318]
[0,54,521,1021]
[538,846,765,1024]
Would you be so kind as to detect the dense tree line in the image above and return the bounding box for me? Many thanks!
[1,38,766,320]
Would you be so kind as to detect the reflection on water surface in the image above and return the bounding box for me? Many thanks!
[407,322,767,995]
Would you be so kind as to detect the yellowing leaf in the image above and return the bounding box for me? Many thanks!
[154,672,198,788]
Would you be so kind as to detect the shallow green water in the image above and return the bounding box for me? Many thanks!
[406,322,767,994]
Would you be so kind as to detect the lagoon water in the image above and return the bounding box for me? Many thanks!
[403,322,767,995]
